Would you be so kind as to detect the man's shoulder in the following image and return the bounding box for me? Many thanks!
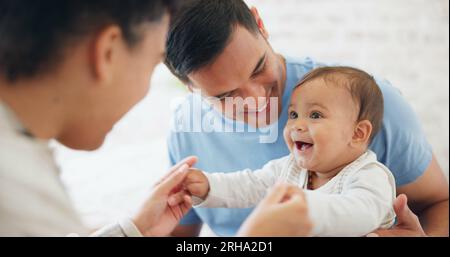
[285,56,320,71]
[284,56,334,87]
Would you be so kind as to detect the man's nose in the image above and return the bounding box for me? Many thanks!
[240,83,267,99]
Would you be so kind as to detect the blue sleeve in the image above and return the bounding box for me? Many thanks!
[178,208,202,225]
[167,133,180,167]
[369,78,433,186]
[167,131,203,225]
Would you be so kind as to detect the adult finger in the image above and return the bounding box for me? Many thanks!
[168,190,190,207]
[393,194,418,226]
[180,195,193,215]
[154,164,190,195]
[155,156,198,186]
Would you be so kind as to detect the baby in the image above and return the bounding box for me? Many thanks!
[183,66,396,237]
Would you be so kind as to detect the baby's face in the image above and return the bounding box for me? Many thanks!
[283,78,361,174]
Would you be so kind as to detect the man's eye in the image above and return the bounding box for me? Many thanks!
[289,111,298,119]
[215,92,232,101]
[310,112,322,119]
[251,65,266,79]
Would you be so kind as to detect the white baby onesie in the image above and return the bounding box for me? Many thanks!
[195,151,396,237]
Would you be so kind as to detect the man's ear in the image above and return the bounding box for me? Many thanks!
[250,7,269,39]
[90,25,123,84]
[351,120,372,147]
[186,83,194,93]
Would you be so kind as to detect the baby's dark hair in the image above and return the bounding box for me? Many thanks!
[296,66,384,142]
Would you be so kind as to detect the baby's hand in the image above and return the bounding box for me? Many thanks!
[184,168,210,199]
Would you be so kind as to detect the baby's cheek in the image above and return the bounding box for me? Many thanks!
[283,128,293,149]
[337,126,354,144]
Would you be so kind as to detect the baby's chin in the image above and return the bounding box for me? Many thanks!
[292,152,315,170]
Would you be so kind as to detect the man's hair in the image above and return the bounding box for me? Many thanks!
[0,0,179,82]
[296,66,384,142]
[165,0,260,83]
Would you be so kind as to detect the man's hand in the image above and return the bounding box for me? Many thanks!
[237,183,312,237]
[367,194,427,237]
[182,168,210,200]
[133,156,198,237]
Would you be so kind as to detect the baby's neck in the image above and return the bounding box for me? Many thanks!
[308,166,344,190]
[307,149,368,190]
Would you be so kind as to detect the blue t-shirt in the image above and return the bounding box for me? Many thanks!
[167,57,432,237]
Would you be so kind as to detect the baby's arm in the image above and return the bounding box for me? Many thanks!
[185,156,289,208]
[306,163,396,237]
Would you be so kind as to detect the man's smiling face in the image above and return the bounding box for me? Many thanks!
[187,26,286,128]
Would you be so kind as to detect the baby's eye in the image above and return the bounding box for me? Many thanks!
[289,111,298,119]
[310,111,322,119]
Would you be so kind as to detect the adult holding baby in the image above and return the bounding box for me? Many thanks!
[0,0,311,236]
[165,0,448,237]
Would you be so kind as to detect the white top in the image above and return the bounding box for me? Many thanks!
[196,151,397,237]
[0,101,141,237]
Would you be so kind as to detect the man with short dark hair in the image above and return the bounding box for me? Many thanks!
[166,0,449,237]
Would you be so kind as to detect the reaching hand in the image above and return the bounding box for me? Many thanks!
[182,168,210,200]
[367,194,427,237]
[133,156,198,237]
[238,183,313,237]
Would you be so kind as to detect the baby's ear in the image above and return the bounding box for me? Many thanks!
[351,120,372,147]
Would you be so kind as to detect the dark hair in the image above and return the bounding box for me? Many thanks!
[165,0,260,83]
[296,66,384,142]
[0,0,179,82]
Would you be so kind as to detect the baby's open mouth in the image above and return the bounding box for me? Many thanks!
[295,141,314,152]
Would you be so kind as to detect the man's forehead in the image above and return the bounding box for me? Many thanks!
[188,26,265,91]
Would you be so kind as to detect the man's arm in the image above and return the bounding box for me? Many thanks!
[397,155,449,236]
[373,155,449,237]
[366,76,448,237]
